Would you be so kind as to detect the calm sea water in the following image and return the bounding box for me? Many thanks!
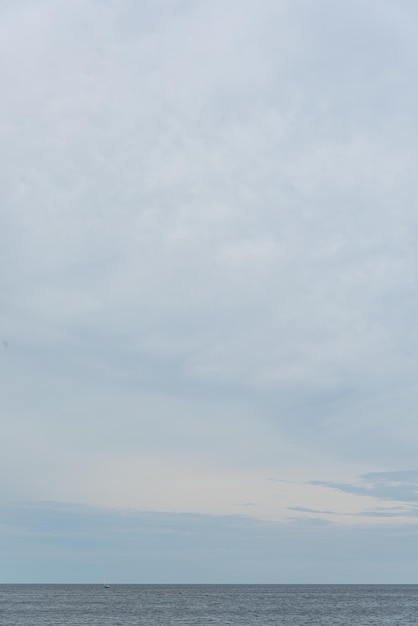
[1,584,418,625]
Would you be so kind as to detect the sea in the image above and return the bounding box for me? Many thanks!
[1,584,418,625]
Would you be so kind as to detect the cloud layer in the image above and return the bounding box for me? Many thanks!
[3,500,418,583]
[2,1,418,575]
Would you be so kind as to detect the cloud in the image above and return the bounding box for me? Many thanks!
[1,0,418,561]
[308,471,418,519]
[3,499,418,583]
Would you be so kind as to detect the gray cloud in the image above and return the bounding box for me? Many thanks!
[288,507,341,516]
[1,0,418,550]
[309,470,418,506]
[3,499,418,583]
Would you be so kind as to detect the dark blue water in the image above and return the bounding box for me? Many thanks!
[1,584,418,625]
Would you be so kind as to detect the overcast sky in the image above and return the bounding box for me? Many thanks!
[2,0,418,583]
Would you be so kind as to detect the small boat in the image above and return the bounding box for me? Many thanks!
[104,573,110,589]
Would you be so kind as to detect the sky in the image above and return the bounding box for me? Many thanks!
[2,0,418,583]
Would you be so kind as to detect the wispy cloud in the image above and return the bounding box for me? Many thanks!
[306,471,418,522]
[309,470,418,503]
